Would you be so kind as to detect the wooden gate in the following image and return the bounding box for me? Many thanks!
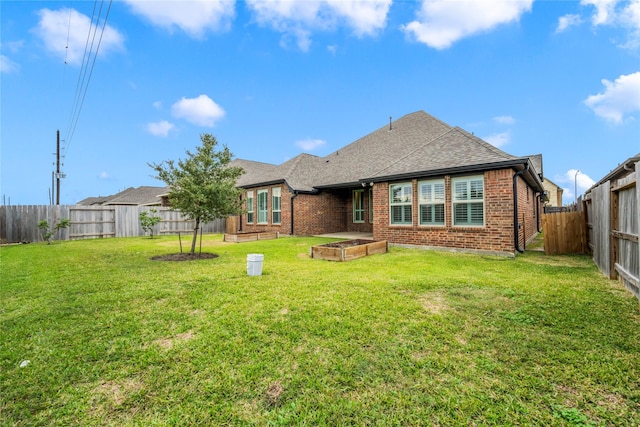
[69,206,116,239]
[541,211,587,255]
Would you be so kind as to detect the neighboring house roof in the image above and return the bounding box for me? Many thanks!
[543,177,562,190]
[103,186,168,206]
[78,186,168,206]
[234,111,544,193]
[76,196,112,206]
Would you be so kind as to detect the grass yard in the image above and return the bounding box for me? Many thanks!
[1,235,639,426]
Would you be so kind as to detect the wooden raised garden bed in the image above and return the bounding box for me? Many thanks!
[310,239,387,261]
[224,231,279,243]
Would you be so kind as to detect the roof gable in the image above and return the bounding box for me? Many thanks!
[235,110,541,192]
[365,126,518,181]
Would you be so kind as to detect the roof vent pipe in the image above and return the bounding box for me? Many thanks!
[389,116,392,131]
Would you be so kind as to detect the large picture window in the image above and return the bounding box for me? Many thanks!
[272,187,281,224]
[389,183,412,225]
[246,191,254,224]
[353,190,364,223]
[452,175,484,226]
[419,179,445,226]
[257,189,268,224]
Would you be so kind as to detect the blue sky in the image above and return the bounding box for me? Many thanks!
[2,0,639,205]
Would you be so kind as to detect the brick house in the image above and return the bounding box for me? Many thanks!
[230,111,544,256]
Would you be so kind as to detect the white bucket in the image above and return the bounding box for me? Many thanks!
[247,254,264,276]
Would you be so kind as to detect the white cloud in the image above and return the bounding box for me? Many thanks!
[584,72,640,124]
[171,95,225,127]
[153,101,163,110]
[0,55,20,73]
[246,0,391,51]
[483,131,510,148]
[98,171,111,180]
[296,138,326,151]
[401,0,533,49]
[556,14,583,33]
[581,0,640,48]
[582,0,619,26]
[125,0,235,38]
[147,120,176,137]
[555,169,596,201]
[33,8,124,66]
[493,115,515,125]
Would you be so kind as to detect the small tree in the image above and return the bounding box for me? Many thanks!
[149,134,244,254]
[139,208,161,238]
[38,218,70,244]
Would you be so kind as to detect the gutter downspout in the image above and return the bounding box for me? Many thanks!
[535,193,542,232]
[513,163,529,253]
[290,191,298,236]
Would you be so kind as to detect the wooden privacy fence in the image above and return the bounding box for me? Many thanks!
[584,160,639,300]
[542,211,587,255]
[0,205,226,243]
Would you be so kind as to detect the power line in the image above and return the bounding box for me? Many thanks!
[63,0,113,157]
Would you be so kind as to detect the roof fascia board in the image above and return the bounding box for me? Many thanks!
[363,159,530,184]
[238,179,286,189]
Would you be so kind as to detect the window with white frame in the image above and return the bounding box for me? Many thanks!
[246,191,254,224]
[369,187,373,224]
[272,187,281,224]
[452,175,484,226]
[389,183,412,225]
[257,189,268,224]
[419,179,445,226]
[353,190,364,223]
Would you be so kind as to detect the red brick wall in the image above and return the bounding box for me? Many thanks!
[515,175,542,249]
[237,168,540,252]
[292,192,345,235]
[373,169,539,255]
[238,184,291,235]
[238,187,373,236]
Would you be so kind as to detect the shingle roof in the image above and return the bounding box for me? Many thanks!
[102,186,168,206]
[524,154,543,180]
[361,126,521,182]
[232,159,280,187]
[235,111,543,192]
[76,196,112,205]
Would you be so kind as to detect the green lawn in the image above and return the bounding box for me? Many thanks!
[1,235,639,426]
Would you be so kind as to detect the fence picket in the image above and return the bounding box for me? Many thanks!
[0,205,226,243]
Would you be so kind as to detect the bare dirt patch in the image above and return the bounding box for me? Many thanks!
[265,381,284,407]
[151,253,219,261]
[419,291,449,314]
[153,330,195,350]
[92,377,144,407]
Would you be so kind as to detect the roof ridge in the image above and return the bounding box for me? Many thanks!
[233,158,278,167]
[321,111,445,159]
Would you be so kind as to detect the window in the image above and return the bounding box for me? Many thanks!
[257,190,268,224]
[452,175,484,226]
[419,179,445,226]
[353,190,364,223]
[246,191,254,224]
[369,187,374,224]
[272,187,281,224]
[389,183,412,225]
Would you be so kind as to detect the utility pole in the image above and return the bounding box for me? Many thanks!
[56,130,61,205]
